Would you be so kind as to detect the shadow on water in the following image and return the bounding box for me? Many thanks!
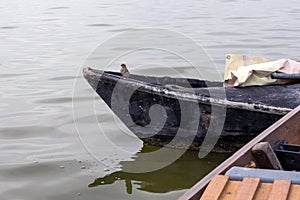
[89,145,230,194]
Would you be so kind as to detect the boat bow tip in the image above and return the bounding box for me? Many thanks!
[83,67,93,78]
[82,67,100,90]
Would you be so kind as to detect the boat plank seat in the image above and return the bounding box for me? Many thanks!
[200,175,229,200]
[200,174,300,200]
[267,179,291,200]
[233,177,260,200]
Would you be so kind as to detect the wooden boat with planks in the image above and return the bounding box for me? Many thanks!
[179,105,300,200]
[83,67,300,152]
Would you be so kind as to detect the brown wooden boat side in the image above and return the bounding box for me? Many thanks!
[179,105,300,200]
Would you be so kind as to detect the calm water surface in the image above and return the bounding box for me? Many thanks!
[1,0,300,199]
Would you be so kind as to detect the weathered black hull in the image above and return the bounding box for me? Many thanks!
[83,68,300,152]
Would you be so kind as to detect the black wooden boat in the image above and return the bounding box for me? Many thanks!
[179,105,300,200]
[83,67,300,152]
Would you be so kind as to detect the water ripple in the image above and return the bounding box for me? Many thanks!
[225,15,275,20]
[88,23,114,27]
[34,97,74,104]
[0,73,32,78]
[0,126,61,139]
[0,26,18,30]
[108,28,133,32]
[48,6,70,10]
[48,76,77,81]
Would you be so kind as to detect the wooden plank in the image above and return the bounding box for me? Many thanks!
[234,177,260,200]
[220,180,298,200]
[179,105,300,200]
[251,142,283,170]
[200,175,229,200]
[219,181,241,200]
[288,184,300,200]
[268,180,291,200]
[220,181,274,200]
[254,182,273,200]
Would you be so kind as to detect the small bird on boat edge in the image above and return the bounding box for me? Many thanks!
[120,64,130,78]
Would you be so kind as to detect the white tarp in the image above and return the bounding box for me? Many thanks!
[224,54,300,87]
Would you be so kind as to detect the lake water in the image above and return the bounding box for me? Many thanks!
[1,0,300,199]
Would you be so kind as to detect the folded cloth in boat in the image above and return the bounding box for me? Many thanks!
[224,54,300,87]
[224,54,270,82]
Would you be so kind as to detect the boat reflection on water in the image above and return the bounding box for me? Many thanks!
[89,145,230,194]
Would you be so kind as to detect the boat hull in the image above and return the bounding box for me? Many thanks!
[83,68,300,152]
